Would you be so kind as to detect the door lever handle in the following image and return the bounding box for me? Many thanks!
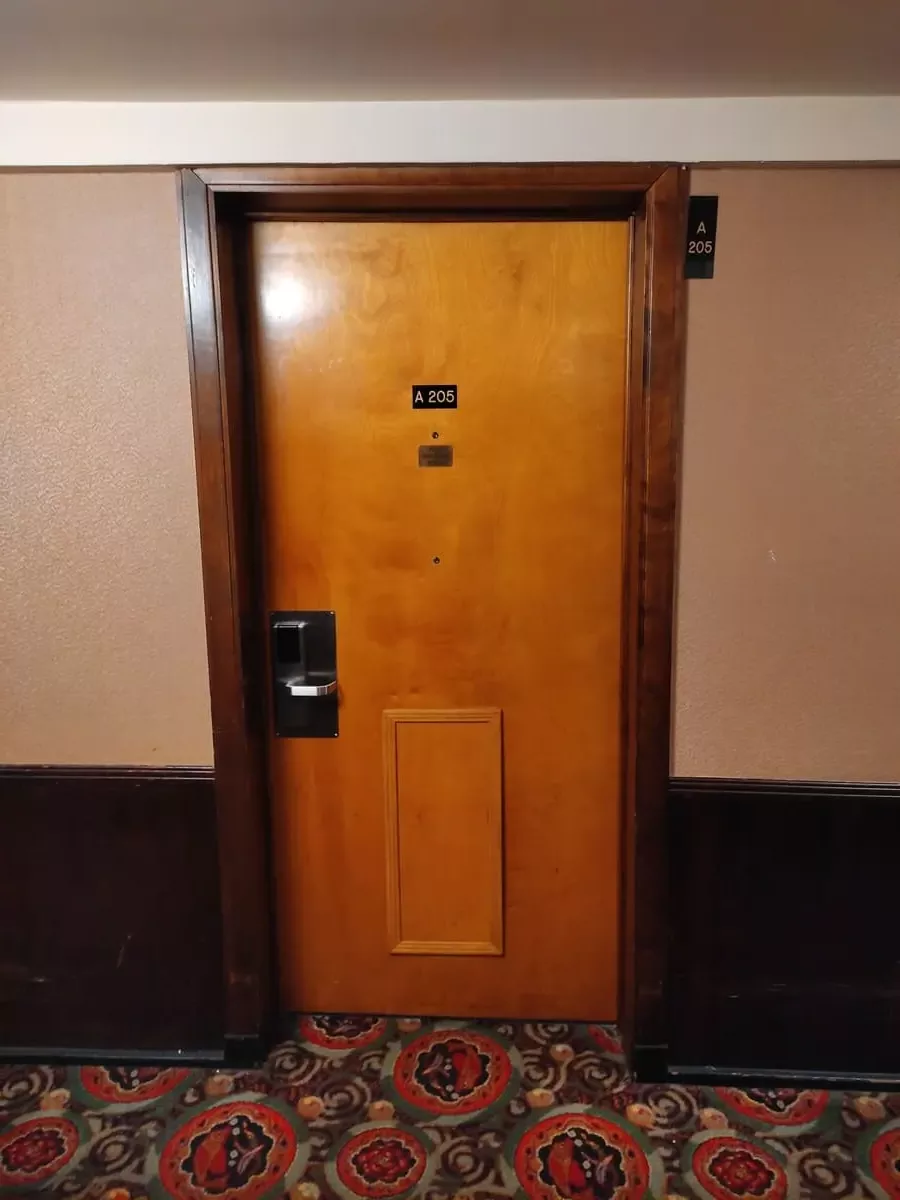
[285,677,337,698]
[271,610,339,736]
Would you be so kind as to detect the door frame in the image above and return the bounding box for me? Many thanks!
[178,165,689,1069]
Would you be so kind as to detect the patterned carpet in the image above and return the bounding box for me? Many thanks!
[1,1016,898,1199]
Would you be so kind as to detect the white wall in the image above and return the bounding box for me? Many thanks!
[3,98,900,166]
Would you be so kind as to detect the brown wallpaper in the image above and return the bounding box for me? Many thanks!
[0,173,212,765]
[675,167,900,781]
[2,168,898,778]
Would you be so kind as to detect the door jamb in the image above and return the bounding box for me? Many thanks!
[178,164,689,1069]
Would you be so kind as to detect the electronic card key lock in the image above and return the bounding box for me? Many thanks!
[270,611,339,738]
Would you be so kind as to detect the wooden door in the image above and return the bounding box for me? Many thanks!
[250,218,630,1020]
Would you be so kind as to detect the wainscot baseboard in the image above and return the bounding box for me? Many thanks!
[669,775,900,1084]
[0,764,223,1060]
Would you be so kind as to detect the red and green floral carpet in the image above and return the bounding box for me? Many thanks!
[1,1016,898,1198]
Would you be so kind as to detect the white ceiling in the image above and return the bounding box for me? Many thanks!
[1,0,899,101]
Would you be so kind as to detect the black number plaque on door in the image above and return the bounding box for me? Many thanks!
[412,385,458,408]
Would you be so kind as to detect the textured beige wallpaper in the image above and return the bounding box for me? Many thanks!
[674,167,900,781]
[0,172,213,764]
[3,168,898,777]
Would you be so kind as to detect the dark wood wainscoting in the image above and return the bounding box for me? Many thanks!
[0,767,223,1061]
[669,777,900,1084]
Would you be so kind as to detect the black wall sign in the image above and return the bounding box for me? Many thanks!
[413,385,457,409]
[685,196,718,279]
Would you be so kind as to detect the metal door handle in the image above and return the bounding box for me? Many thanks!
[271,610,339,737]
[285,678,337,698]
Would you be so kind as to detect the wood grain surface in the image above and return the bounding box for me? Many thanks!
[252,218,630,1018]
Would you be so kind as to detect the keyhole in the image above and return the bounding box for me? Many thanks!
[431,431,440,439]
[432,556,441,565]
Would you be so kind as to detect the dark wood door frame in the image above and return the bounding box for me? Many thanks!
[178,165,689,1068]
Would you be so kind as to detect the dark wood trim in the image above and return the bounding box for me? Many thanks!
[179,169,273,1049]
[179,164,688,1059]
[198,165,670,223]
[194,164,669,192]
[671,775,900,800]
[668,1064,900,1091]
[630,1044,669,1083]
[0,764,214,781]
[618,168,690,1067]
[0,1045,224,1068]
[0,765,223,1060]
[669,775,900,1085]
